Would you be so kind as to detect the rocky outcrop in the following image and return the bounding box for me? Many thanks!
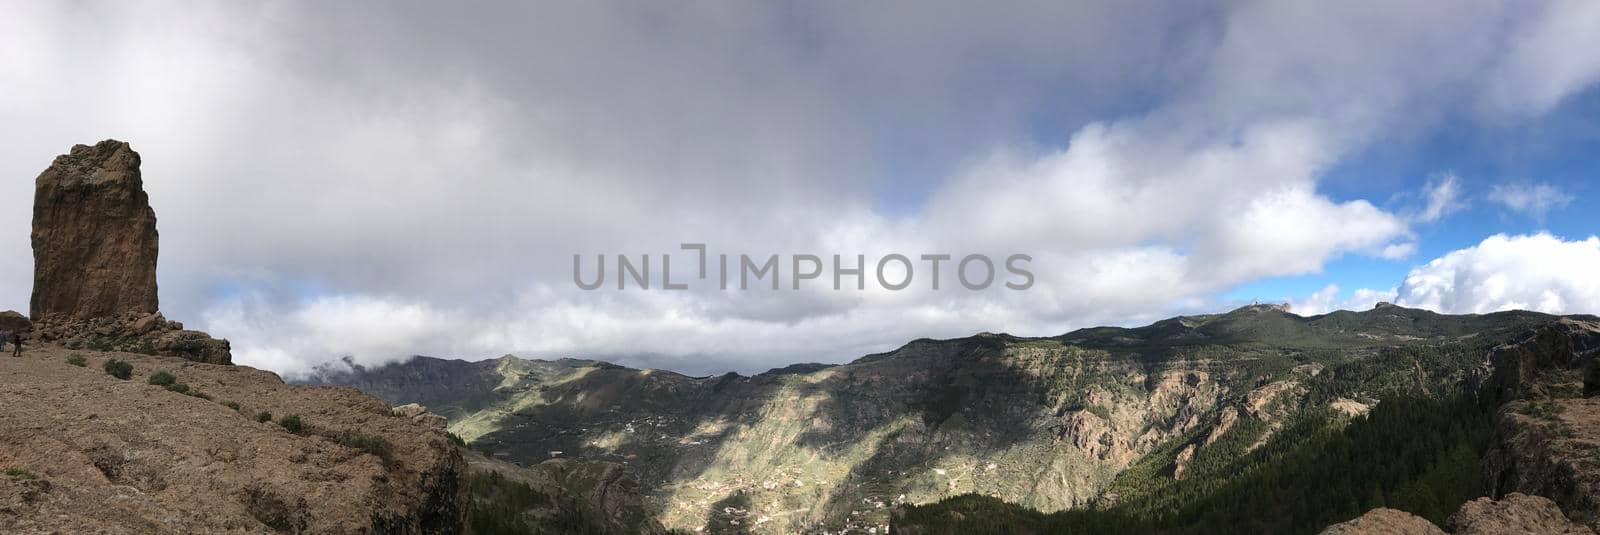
[1316,317,1600,535]
[1447,493,1595,534]
[1481,319,1600,402]
[1476,320,1600,531]
[30,140,159,321]
[1171,444,1196,480]
[1320,508,1445,535]
[1321,494,1593,534]
[25,141,230,364]
[2,139,469,533]
[1484,397,1600,531]
[0,311,31,335]
[29,310,231,364]
[0,346,467,533]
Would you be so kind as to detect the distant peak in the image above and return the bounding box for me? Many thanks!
[1232,302,1291,314]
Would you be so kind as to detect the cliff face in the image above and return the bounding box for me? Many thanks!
[0,347,468,534]
[1480,319,1600,531]
[1479,318,1600,402]
[30,140,159,322]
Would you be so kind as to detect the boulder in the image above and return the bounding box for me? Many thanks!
[156,329,232,365]
[30,140,159,321]
[0,310,32,333]
[1447,493,1594,534]
[1319,508,1445,535]
[127,312,165,336]
[393,403,430,418]
[1322,494,1594,534]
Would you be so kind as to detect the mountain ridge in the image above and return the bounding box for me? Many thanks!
[306,302,1599,533]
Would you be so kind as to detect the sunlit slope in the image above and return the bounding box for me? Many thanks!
[309,305,1577,533]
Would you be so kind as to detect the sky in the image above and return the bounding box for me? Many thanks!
[2,1,1598,376]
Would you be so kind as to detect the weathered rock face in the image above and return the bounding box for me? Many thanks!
[1482,318,1600,402]
[30,140,159,322]
[1474,320,1600,531]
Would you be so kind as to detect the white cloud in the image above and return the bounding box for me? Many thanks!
[1381,243,1419,260]
[1396,233,1600,314]
[1291,285,1343,316]
[1415,173,1466,223]
[1482,0,1600,117]
[1487,182,1575,220]
[1290,285,1399,316]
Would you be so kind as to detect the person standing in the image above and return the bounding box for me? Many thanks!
[9,331,20,357]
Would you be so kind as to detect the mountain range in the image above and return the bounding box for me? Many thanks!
[308,303,1600,533]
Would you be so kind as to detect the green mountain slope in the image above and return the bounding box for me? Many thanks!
[306,305,1591,533]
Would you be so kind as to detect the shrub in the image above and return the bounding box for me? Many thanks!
[256,411,273,423]
[279,414,304,434]
[102,359,133,380]
[338,431,396,466]
[148,371,176,386]
[4,467,37,480]
[165,383,190,394]
[225,401,242,411]
[66,354,87,367]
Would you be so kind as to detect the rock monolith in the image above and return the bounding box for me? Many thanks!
[30,139,159,321]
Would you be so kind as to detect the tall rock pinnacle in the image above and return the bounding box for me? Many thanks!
[30,139,160,321]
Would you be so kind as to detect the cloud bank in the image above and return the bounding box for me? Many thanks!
[1396,233,1600,315]
[2,2,1598,375]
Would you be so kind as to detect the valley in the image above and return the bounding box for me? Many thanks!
[310,304,1600,533]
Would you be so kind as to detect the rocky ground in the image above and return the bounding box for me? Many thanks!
[1322,493,1594,534]
[0,344,467,534]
